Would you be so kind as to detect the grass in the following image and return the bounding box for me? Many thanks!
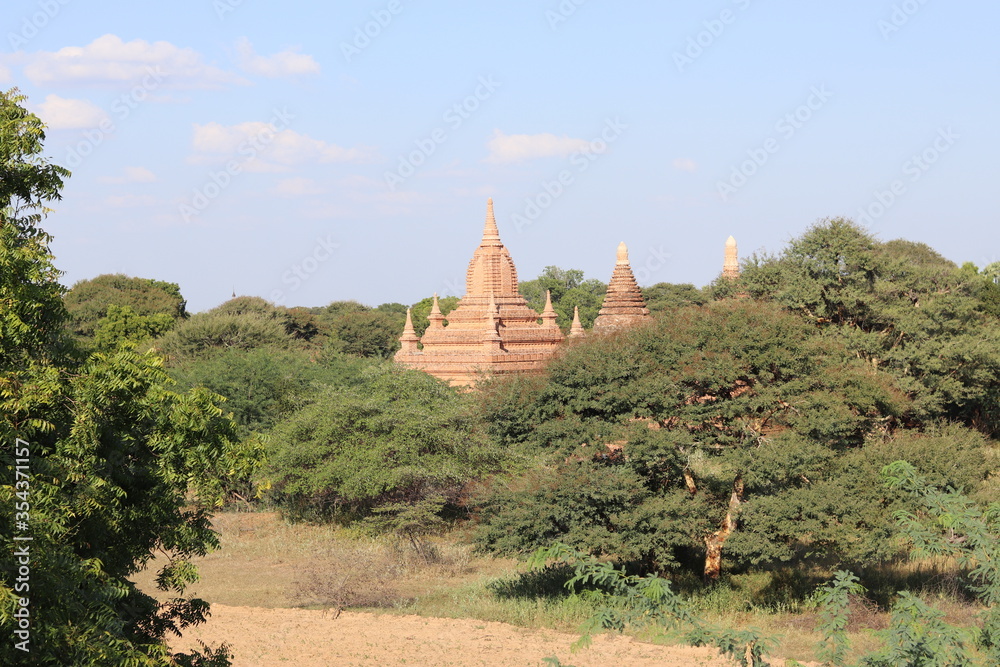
[131,510,988,665]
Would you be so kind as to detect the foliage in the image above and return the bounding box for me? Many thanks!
[740,219,1000,434]
[805,463,999,666]
[326,309,403,358]
[265,365,502,520]
[813,570,867,666]
[477,298,914,577]
[643,282,708,313]
[530,543,774,666]
[519,266,606,330]
[92,304,176,351]
[64,273,187,340]
[409,295,459,337]
[0,89,233,665]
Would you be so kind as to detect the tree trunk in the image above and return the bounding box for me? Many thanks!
[703,474,744,582]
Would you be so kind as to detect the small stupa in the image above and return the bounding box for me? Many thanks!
[568,305,586,338]
[593,242,650,332]
[723,236,740,280]
[394,199,566,386]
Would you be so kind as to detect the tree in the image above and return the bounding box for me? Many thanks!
[64,273,187,339]
[477,299,916,579]
[327,309,402,358]
[741,219,1000,434]
[643,283,707,313]
[265,365,501,521]
[92,304,176,351]
[1,88,233,665]
[519,266,606,329]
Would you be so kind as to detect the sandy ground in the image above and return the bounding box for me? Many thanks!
[171,604,740,667]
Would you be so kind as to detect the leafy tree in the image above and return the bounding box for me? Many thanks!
[92,304,175,351]
[327,309,402,358]
[477,299,913,579]
[519,266,606,329]
[740,219,1000,433]
[265,365,501,520]
[1,89,232,665]
[64,273,187,339]
[643,282,708,313]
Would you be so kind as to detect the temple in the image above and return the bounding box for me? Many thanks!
[393,199,566,387]
[592,242,650,332]
[723,235,740,280]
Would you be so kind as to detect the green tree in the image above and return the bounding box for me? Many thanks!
[643,282,707,313]
[92,304,176,351]
[327,309,402,358]
[741,219,1000,434]
[1,89,232,666]
[64,273,187,339]
[265,365,501,520]
[477,299,913,579]
[519,266,606,329]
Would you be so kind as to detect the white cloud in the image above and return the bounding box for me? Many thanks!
[99,166,157,184]
[190,121,373,171]
[485,129,590,163]
[234,38,320,78]
[673,158,698,172]
[18,34,246,88]
[271,177,324,197]
[35,95,108,129]
[0,63,10,83]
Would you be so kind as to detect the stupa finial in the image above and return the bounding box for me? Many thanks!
[616,241,629,265]
[482,197,500,243]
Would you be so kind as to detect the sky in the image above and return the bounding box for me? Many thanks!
[3,0,999,313]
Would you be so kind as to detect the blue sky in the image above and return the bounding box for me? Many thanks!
[4,0,998,312]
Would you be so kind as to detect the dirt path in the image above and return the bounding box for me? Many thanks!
[171,604,738,666]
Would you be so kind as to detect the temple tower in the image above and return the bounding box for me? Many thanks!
[593,242,650,332]
[394,199,565,386]
[723,235,740,280]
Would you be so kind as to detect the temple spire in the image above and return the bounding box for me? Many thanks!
[398,308,420,354]
[541,290,558,327]
[569,305,586,338]
[482,197,501,245]
[427,293,445,329]
[594,240,650,332]
[723,235,740,280]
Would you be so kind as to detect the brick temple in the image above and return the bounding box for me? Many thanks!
[394,199,567,386]
[395,198,739,386]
